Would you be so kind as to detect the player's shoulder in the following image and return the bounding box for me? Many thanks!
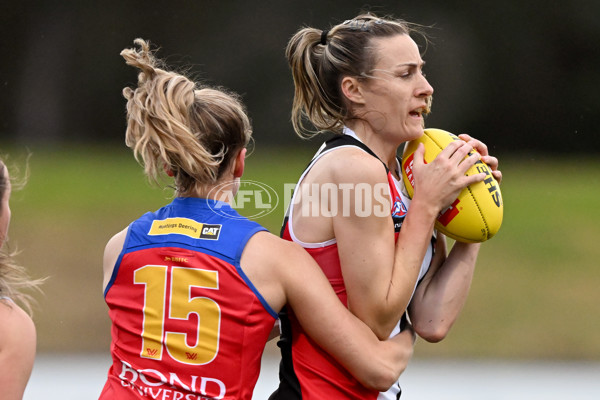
[315,145,387,184]
[245,231,307,264]
[247,230,287,252]
[103,227,129,292]
[0,300,36,352]
[0,299,36,399]
[104,227,128,261]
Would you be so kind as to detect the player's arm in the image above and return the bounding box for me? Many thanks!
[102,227,128,293]
[409,135,502,342]
[0,301,36,400]
[408,234,480,342]
[332,142,484,339]
[241,232,415,391]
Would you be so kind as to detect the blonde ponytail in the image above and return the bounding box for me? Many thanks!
[121,39,251,193]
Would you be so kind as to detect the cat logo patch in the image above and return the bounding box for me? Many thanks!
[199,224,221,240]
[149,218,221,240]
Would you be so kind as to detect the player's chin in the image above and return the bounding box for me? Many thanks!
[404,122,425,141]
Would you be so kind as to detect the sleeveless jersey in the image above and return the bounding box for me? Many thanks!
[100,197,276,400]
[270,132,435,400]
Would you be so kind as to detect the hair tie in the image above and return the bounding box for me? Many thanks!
[320,29,329,45]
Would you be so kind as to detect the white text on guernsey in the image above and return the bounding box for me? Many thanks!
[118,360,226,399]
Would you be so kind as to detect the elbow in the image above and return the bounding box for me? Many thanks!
[414,322,450,343]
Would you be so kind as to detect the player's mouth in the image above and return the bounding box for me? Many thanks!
[409,108,424,119]
[409,104,431,120]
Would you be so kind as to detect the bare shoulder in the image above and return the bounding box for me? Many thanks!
[317,146,387,184]
[105,227,129,256]
[240,231,308,313]
[242,231,314,284]
[102,227,129,292]
[0,300,36,399]
[0,300,36,349]
[243,231,306,266]
[0,300,36,371]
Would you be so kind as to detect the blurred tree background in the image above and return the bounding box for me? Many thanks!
[1,0,599,153]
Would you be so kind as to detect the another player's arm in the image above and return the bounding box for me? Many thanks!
[241,232,415,391]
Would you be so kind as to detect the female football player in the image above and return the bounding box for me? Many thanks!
[99,38,417,400]
[0,158,40,400]
[270,12,502,399]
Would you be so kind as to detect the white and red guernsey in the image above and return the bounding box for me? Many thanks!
[271,130,433,400]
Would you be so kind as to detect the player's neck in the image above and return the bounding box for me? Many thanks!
[178,176,238,205]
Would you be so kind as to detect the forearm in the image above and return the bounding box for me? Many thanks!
[362,326,416,391]
[349,195,439,339]
[410,240,480,342]
[385,196,438,316]
[340,323,415,391]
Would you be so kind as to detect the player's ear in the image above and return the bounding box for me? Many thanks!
[232,148,246,179]
[341,76,366,105]
[164,164,175,177]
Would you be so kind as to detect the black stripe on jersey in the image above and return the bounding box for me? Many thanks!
[268,306,303,400]
[321,134,385,170]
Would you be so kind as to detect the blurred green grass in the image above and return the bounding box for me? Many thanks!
[5,145,600,360]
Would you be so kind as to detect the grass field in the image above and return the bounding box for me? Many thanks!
[5,145,600,360]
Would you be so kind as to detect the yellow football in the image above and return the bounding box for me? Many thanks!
[401,128,503,243]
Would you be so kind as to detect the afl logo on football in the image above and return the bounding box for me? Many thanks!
[207,180,280,220]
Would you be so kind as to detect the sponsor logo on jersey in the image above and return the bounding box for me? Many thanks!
[117,360,227,399]
[199,224,221,240]
[148,218,222,240]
